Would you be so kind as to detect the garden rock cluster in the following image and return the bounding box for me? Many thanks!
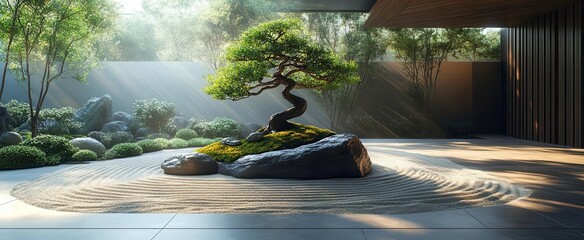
[75,94,113,134]
[161,153,218,175]
[163,134,371,179]
[218,134,371,179]
[101,121,128,133]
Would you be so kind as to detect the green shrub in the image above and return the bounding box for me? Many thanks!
[0,145,47,170]
[154,138,170,148]
[5,100,29,129]
[37,107,83,135]
[133,99,176,132]
[22,135,78,164]
[192,117,240,138]
[175,128,197,140]
[72,149,98,161]
[147,132,171,139]
[187,137,221,147]
[105,143,143,159]
[198,123,335,163]
[87,131,133,149]
[167,138,188,149]
[136,139,164,153]
[108,131,134,147]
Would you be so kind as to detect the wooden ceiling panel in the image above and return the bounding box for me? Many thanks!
[365,0,576,28]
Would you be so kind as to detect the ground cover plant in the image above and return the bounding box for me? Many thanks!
[198,123,334,162]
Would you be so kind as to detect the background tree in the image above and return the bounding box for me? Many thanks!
[194,0,276,70]
[387,28,475,136]
[309,13,389,131]
[205,19,358,133]
[0,0,26,102]
[7,0,117,137]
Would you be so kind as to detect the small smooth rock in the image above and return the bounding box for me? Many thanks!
[69,137,107,156]
[246,132,264,142]
[112,111,133,124]
[135,127,151,138]
[0,132,23,146]
[161,153,218,175]
[221,137,242,146]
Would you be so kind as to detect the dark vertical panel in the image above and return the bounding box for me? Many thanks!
[538,16,545,141]
[522,22,527,139]
[567,5,575,147]
[527,20,533,141]
[543,13,553,143]
[503,1,583,148]
[558,8,566,146]
[576,0,582,147]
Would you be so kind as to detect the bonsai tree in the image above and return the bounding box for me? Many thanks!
[204,19,358,134]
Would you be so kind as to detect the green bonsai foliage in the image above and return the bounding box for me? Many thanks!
[21,135,78,164]
[198,123,335,163]
[0,145,47,170]
[133,99,176,132]
[105,143,143,159]
[174,128,198,140]
[136,139,164,153]
[167,138,188,149]
[205,18,358,134]
[72,149,98,162]
[187,137,222,147]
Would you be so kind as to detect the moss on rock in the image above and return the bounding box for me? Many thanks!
[197,123,335,163]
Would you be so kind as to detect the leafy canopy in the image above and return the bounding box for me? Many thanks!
[204,18,358,101]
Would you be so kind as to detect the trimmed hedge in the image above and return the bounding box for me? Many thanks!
[0,145,47,170]
[72,149,98,161]
[21,135,78,164]
[105,143,143,159]
[175,128,197,140]
[137,139,164,153]
[167,138,188,149]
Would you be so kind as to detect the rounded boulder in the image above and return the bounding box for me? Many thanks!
[161,153,218,175]
[69,137,107,156]
[0,132,23,146]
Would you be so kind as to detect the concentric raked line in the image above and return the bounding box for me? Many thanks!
[11,148,531,213]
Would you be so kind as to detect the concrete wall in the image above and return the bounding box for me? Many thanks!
[1,61,501,138]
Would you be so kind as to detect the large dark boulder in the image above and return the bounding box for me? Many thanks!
[218,134,371,179]
[75,94,113,134]
[101,121,128,133]
[162,153,218,175]
[112,111,133,124]
[0,103,9,135]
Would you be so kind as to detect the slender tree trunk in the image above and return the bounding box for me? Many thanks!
[0,2,21,102]
[262,79,307,134]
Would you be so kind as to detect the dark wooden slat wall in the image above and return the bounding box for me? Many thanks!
[503,1,583,148]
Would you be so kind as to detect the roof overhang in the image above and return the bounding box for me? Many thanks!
[274,0,376,12]
[364,0,576,28]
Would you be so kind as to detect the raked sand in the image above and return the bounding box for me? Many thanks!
[11,146,531,214]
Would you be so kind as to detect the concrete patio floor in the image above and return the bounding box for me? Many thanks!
[0,136,582,240]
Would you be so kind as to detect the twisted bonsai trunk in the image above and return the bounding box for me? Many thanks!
[262,79,307,134]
